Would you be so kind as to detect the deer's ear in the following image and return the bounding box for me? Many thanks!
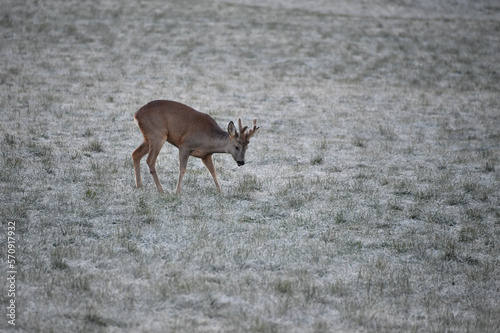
[228,121,238,138]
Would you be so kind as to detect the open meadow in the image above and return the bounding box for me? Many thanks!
[1,0,499,332]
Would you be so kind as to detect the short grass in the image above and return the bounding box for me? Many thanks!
[1,0,499,332]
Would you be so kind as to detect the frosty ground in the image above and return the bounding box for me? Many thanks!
[1,0,499,332]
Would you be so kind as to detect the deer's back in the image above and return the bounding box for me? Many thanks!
[134,100,225,146]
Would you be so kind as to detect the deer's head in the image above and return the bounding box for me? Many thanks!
[227,118,259,166]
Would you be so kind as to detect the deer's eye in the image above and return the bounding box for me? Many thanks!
[235,146,240,151]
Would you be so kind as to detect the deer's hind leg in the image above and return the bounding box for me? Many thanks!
[132,138,149,188]
[176,148,191,194]
[146,135,167,193]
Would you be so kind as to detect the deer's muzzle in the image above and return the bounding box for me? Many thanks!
[237,161,245,166]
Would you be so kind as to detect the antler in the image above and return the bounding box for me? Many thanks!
[237,118,259,141]
[238,118,248,136]
[246,118,259,140]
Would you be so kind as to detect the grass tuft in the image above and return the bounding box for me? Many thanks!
[310,155,324,165]
[275,280,293,295]
[84,140,104,152]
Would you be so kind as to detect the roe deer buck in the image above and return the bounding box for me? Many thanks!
[132,100,259,194]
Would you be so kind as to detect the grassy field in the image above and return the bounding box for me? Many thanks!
[1,0,499,332]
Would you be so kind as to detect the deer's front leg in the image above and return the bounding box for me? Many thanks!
[202,154,222,193]
[176,148,190,194]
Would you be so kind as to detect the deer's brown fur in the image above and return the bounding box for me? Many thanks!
[132,100,258,194]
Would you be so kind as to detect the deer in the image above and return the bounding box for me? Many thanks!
[132,100,259,194]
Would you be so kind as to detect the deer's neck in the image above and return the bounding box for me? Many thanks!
[209,130,231,154]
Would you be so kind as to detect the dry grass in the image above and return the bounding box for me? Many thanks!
[1,0,499,332]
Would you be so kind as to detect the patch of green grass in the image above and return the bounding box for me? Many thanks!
[51,249,70,270]
[275,279,293,295]
[84,139,104,153]
[84,306,109,327]
[310,155,323,165]
[83,128,93,137]
[352,136,367,148]
[3,133,16,145]
[236,173,262,193]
